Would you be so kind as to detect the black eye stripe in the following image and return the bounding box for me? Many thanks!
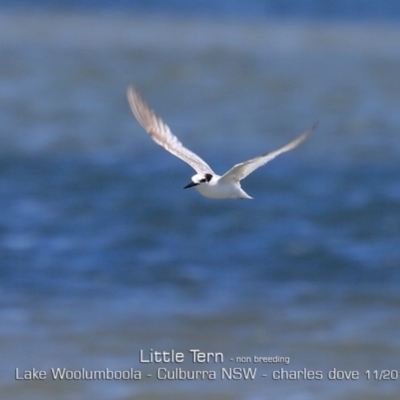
[205,173,213,182]
[200,178,206,183]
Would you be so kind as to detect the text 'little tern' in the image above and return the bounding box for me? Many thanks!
[127,86,317,199]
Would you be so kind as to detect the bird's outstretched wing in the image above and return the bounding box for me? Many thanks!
[220,122,318,183]
[127,86,215,175]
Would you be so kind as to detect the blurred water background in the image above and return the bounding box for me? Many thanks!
[0,1,400,399]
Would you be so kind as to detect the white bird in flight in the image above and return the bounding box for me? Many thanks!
[127,86,317,199]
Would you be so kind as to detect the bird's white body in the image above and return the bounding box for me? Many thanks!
[127,86,317,200]
[193,174,252,199]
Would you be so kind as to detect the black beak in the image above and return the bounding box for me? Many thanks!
[184,181,198,189]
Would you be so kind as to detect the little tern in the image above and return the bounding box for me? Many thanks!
[127,86,317,199]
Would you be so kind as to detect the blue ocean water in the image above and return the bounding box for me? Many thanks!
[2,0,400,20]
[0,6,399,400]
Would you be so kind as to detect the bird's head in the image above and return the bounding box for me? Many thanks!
[184,173,213,189]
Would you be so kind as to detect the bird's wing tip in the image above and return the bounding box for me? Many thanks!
[310,120,319,131]
[301,120,319,139]
[127,85,136,98]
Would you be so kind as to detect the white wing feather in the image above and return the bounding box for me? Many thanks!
[220,122,318,183]
[127,86,214,175]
